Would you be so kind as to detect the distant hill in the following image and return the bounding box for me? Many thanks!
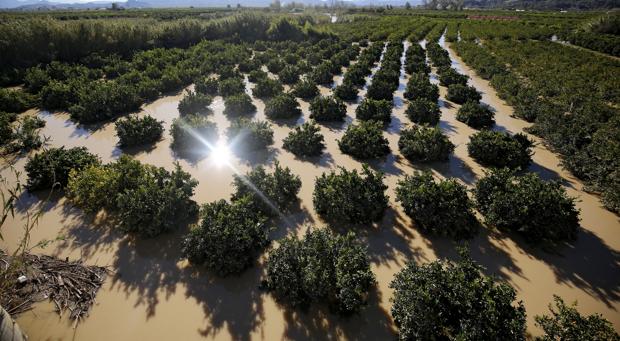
[462,0,619,10]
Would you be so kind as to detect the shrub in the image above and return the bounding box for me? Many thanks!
[338,120,390,159]
[232,161,301,216]
[474,168,580,245]
[217,65,242,80]
[309,95,346,122]
[263,228,375,314]
[248,69,268,83]
[292,79,320,100]
[223,93,256,117]
[67,156,198,238]
[438,67,469,87]
[24,67,50,93]
[267,59,285,74]
[0,112,15,145]
[313,165,388,223]
[535,296,620,341]
[405,98,441,125]
[310,62,335,85]
[264,93,302,120]
[170,114,218,149]
[238,58,261,73]
[403,73,439,102]
[226,118,274,150]
[355,98,391,125]
[333,81,358,102]
[366,79,395,101]
[178,90,213,116]
[252,77,284,99]
[69,81,142,124]
[398,125,454,162]
[195,77,219,96]
[115,115,164,147]
[283,121,325,157]
[4,116,46,153]
[0,88,37,113]
[116,162,198,238]
[25,147,100,191]
[218,77,246,98]
[181,196,269,276]
[390,249,526,340]
[446,84,481,104]
[456,101,495,129]
[40,80,76,110]
[396,171,478,238]
[468,130,533,169]
[278,65,300,85]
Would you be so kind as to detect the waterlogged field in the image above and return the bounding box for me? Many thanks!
[0,9,618,341]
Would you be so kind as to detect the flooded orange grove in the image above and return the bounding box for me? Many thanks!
[1,37,618,340]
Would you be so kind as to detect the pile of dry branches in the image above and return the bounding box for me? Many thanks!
[0,251,108,326]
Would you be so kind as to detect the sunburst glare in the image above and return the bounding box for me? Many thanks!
[210,140,231,167]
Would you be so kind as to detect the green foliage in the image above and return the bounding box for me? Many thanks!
[467,130,533,169]
[338,120,390,159]
[170,114,218,150]
[278,65,300,85]
[0,112,45,153]
[178,90,213,116]
[267,59,285,74]
[116,162,198,238]
[474,168,580,245]
[3,115,46,153]
[456,101,495,129]
[283,120,325,157]
[355,98,392,125]
[309,95,346,122]
[218,77,246,98]
[114,115,164,147]
[24,67,51,93]
[396,171,477,238]
[248,69,268,83]
[181,196,269,276]
[535,295,620,341]
[223,93,256,117]
[252,77,284,99]
[264,93,302,120]
[292,79,320,100]
[232,161,301,216]
[404,72,439,102]
[69,80,142,123]
[446,84,481,105]
[405,98,441,125]
[194,77,219,96]
[398,125,454,162]
[263,228,375,314]
[310,62,335,86]
[25,147,100,191]
[390,250,526,340]
[67,156,198,238]
[333,80,359,102]
[0,88,37,113]
[226,118,274,150]
[438,66,469,87]
[313,165,388,224]
[0,112,16,145]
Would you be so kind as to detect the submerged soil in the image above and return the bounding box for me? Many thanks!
[1,37,618,340]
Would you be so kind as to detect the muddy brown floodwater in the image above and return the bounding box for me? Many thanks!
[1,37,619,340]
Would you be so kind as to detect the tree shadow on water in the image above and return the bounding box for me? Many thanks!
[281,286,396,341]
[521,228,620,309]
[182,264,266,341]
